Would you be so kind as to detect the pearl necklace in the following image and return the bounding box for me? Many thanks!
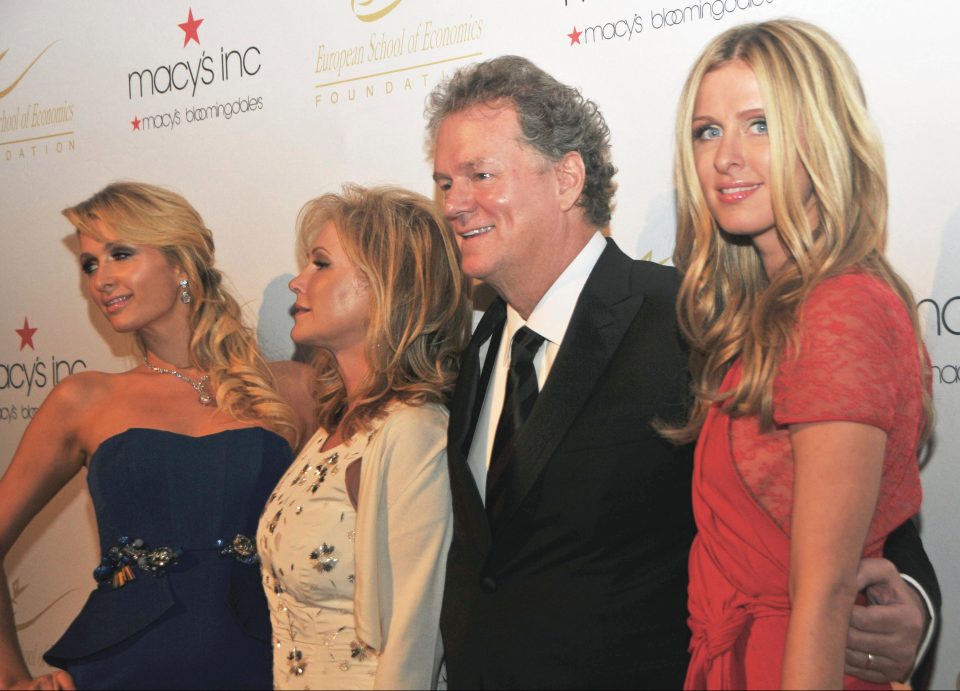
[142,357,214,406]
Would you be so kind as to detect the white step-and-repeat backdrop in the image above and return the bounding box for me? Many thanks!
[2,1,958,686]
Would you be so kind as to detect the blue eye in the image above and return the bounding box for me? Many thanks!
[695,124,722,141]
[81,259,98,274]
[750,119,768,134]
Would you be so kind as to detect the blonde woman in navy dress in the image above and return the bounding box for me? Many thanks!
[0,182,313,689]
[257,185,471,689]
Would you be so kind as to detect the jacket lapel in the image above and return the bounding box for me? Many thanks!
[490,240,645,533]
[447,299,506,554]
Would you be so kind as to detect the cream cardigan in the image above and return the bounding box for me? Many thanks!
[354,402,452,690]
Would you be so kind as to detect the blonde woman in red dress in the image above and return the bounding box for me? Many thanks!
[669,20,933,689]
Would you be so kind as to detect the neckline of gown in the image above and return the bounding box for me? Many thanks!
[89,426,288,466]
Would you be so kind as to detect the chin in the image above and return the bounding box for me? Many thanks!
[715,220,771,237]
[290,328,318,348]
[106,317,140,334]
[460,258,495,284]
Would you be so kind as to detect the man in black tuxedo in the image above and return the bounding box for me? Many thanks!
[427,55,938,689]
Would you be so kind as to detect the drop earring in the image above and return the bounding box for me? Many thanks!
[179,279,192,304]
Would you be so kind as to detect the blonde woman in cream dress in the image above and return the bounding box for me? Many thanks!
[258,185,471,689]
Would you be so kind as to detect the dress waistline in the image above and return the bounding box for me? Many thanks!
[94,534,259,589]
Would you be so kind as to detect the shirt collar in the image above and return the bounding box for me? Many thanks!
[505,231,606,345]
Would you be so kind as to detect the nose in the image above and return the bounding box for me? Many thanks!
[443,181,476,224]
[714,130,744,173]
[289,270,305,295]
[94,262,114,293]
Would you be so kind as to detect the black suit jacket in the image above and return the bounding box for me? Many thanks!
[885,518,941,689]
[441,240,696,689]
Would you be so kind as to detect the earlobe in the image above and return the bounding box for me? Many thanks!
[556,151,587,212]
[171,261,188,281]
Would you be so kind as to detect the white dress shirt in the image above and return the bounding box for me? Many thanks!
[467,231,607,498]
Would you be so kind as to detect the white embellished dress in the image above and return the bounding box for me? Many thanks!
[257,402,451,690]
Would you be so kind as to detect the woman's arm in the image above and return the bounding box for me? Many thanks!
[782,420,886,690]
[0,376,91,689]
[356,406,452,690]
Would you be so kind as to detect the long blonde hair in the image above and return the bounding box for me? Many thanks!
[669,19,931,444]
[64,181,301,448]
[296,184,472,439]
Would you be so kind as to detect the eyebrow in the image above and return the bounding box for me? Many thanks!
[78,241,129,256]
[738,107,765,119]
[433,158,496,182]
[692,106,766,123]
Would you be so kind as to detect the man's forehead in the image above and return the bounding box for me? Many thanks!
[446,101,518,135]
[433,105,528,173]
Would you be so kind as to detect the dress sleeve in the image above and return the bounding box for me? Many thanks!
[354,404,452,690]
[774,275,903,432]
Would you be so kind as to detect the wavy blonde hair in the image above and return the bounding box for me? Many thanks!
[295,184,472,439]
[64,181,300,448]
[668,19,931,444]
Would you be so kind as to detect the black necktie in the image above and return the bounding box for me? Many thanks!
[486,326,545,521]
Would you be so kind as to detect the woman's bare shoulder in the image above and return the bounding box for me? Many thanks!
[43,369,116,410]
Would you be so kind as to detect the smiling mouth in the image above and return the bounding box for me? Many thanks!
[104,295,131,313]
[720,184,761,194]
[461,224,494,239]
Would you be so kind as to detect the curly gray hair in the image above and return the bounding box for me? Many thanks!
[425,55,617,228]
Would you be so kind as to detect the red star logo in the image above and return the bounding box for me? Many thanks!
[15,317,37,351]
[568,26,583,45]
[131,115,141,131]
[178,8,204,47]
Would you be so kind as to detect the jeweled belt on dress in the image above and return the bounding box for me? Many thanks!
[93,534,259,590]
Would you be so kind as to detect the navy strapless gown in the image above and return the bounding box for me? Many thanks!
[44,427,292,690]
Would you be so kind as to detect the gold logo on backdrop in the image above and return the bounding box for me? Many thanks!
[639,250,672,265]
[1,40,77,162]
[315,6,483,107]
[0,42,57,100]
[352,0,404,22]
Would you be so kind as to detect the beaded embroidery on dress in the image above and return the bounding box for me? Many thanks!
[258,422,382,689]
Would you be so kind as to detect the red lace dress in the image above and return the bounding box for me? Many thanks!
[684,273,927,690]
